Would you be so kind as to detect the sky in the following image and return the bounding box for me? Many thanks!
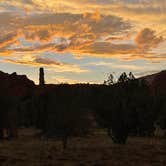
[0,0,165,84]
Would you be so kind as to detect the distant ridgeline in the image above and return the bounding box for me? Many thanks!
[0,68,166,147]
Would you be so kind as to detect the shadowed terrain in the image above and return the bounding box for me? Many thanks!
[0,128,166,166]
[0,70,166,165]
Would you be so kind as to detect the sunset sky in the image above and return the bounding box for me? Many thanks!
[0,0,165,84]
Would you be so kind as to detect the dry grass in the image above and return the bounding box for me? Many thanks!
[0,128,166,166]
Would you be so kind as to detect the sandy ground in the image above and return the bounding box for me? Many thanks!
[0,128,166,166]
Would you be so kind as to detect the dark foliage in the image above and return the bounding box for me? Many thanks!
[0,70,166,148]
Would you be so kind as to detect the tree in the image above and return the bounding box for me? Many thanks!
[37,87,93,150]
[118,72,129,83]
[0,96,18,139]
[95,85,129,144]
[129,72,135,80]
[124,78,156,136]
[104,73,115,85]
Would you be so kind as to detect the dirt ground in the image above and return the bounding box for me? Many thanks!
[0,128,166,166]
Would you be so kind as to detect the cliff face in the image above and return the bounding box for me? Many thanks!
[0,71,35,98]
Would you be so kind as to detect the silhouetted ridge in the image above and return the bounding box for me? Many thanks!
[0,71,35,98]
[141,70,166,95]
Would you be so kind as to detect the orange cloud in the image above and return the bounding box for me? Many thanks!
[0,11,164,64]
[24,29,53,42]
[4,55,88,73]
[0,29,165,61]
[22,12,130,41]
[0,32,19,48]
[135,28,163,49]
[1,0,166,35]
[83,10,101,22]
[105,33,131,42]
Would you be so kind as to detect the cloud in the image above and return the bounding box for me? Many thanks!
[2,41,136,58]
[21,12,130,41]
[0,11,133,58]
[83,10,101,22]
[135,28,163,49]
[34,57,62,66]
[0,0,165,31]
[0,32,19,48]
[87,61,146,70]
[0,5,164,62]
[1,0,165,15]
[0,12,131,51]
[0,28,165,61]
[105,33,131,41]
[24,29,53,42]
[4,55,88,73]
[128,53,166,61]
[148,61,161,64]
[76,42,137,55]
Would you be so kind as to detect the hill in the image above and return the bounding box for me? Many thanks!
[142,70,166,95]
[0,71,35,98]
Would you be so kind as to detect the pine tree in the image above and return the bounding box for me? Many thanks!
[104,73,115,85]
[129,72,135,80]
[118,72,129,83]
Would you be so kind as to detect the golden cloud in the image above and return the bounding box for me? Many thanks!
[4,55,88,73]
[83,10,101,22]
[0,32,19,48]
[0,27,165,61]
[0,1,165,34]
[21,12,130,41]
[0,5,164,62]
[135,28,163,49]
